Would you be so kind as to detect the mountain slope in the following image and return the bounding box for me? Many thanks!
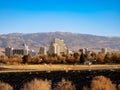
[0,32,120,52]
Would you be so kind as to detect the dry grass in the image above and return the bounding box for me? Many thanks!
[53,78,76,90]
[0,64,120,73]
[21,78,51,90]
[83,75,117,90]
[91,76,116,90]
[0,81,13,90]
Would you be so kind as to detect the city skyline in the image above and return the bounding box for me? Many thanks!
[0,0,120,36]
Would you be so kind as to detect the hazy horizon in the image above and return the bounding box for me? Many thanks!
[0,31,120,37]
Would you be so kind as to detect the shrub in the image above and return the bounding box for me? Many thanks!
[96,54,105,63]
[83,86,90,90]
[21,78,51,90]
[66,54,75,63]
[111,52,120,63]
[22,55,32,64]
[104,53,112,63]
[0,81,13,90]
[118,84,120,90]
[80,53,86,63]
[91,76,116,90]
[31,55,42,64]
[53,78,76,90]
[57,55,66,64]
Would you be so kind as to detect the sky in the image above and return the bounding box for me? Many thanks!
[0,0,120,36]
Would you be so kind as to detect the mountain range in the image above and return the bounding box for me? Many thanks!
[0,32,120,53]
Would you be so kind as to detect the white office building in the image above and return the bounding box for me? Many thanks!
[48,38,67,55]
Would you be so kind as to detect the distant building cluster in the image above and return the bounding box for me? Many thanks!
[5,44,29,56]
[48,38,68,55]
[5,38,108,56]
[39,38,72,55]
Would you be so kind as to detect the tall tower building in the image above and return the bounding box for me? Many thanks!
[5,47,13,56]
[39,47,47,55]
[101,48,107,54]
[48,38,67,55]
[23,43,29,55]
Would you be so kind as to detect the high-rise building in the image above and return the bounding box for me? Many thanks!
[22,43,29,55]
[39,47,47,55]
[48,38,67,55]
[5,47,13,56]
[101,48,107,54]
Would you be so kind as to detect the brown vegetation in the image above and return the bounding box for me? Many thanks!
[0,55,22,64]
[1,50,120,64]
[83,75,116,90]
[118,84,120,90]
[53,78,76,90]
[0,76,119,90]
[21,78,51,90]
[104,53,112,63]
[0,81,13,90]
[96,53,105,63]
[111,52,120,63]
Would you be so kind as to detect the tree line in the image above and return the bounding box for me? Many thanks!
[0,52,120,64]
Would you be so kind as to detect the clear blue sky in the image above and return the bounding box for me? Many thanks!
[0,0,120,36]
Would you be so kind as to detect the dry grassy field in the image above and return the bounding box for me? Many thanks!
[0,64,120,73]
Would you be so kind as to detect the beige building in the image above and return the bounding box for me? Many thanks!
[5,43,29,56]
[101,48,107,54]
[48,38,67,55]
[5,47,13,56]
[39,47,47,55]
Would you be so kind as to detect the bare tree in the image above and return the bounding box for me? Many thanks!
[0,81,13,90]
[96,54,105,63]
[21,78,51,90]
[91,76,116,90]
[118,84,120,90]
[54,78,76,90]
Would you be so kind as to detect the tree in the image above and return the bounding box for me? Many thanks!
[104,53,112,63]
[111,52,120,63]
[31,54,43,64]
[80,53,86,63]
[118,84,120,90]
[53,78,76,90]
[0,81,13,90]
[74,53,80,61]
[91,76,116,90]
[96,53,105,63]
[57,55,66,64]
[91,52,97,59]
[21,78,51,90]
[22,55,31,64]
[66,54,75,64]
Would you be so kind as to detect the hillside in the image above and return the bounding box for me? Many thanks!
[0,32,120,52]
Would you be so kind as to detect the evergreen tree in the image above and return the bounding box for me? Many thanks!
[22,55,31,64]
[80,53,86,63]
